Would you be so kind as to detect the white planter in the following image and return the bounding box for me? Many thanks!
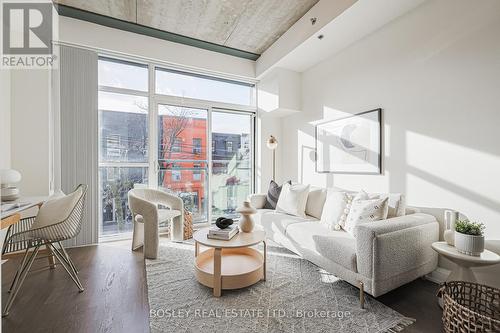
[454,232,484,256]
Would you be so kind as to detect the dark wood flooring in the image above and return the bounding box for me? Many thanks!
[2,241,442,333]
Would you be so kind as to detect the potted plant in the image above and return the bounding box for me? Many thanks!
[454,219,485,256]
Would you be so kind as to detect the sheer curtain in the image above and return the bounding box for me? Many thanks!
[56,45,99,246]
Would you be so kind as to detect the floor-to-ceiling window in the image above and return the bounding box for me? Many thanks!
[98,56,255,239]
[211,111,253,220]
[98,58,150,237]
[157,105,209,223]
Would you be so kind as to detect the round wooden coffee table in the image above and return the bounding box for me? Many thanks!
[193,228,266,297]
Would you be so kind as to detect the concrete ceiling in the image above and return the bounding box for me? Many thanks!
[54,0,319,55]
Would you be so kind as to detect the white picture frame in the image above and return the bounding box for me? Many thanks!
[315,109,382,174]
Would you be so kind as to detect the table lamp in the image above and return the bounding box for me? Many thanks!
[1,169,22,201]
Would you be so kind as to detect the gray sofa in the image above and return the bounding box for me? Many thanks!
[249,186,439,306]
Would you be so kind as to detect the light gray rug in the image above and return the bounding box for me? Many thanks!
[145,241,414,333]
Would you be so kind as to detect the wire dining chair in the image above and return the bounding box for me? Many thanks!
[1,184,88,317]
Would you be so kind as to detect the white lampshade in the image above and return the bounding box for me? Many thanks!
[266,135,278,150]
[0,169,22,185]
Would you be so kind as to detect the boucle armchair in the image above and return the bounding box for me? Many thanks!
[128,189,184,259]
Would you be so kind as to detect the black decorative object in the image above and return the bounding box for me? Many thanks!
[315,108,382,174]
[215,217,234,229]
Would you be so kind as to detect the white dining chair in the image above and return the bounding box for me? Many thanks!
[2,184,87,317]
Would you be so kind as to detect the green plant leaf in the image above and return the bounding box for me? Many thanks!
[455,219,485,236]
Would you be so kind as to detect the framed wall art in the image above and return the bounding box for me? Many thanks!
[315,108,382,174]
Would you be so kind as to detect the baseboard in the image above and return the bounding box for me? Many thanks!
[425,267,450,284]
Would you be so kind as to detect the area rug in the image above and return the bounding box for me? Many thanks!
[145,241,414,333]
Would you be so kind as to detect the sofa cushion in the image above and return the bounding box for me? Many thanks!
[305,187,327,219]
[314,235,358,272]
[285,221,354,254]
[254,209,316,236]
[276,183,310,218]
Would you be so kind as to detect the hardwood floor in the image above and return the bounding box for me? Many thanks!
[378,278,443,333]
[1,242,149,333]
[1,241,442,333]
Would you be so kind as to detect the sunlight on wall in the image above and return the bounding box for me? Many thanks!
[406,131,500,193]
[308,106,353,124]
[258,90,279,113]
[406,131,500,238]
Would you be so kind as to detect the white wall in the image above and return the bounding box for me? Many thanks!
[279,0,500,287]
[0,69,11,170]
[256,113,282,192]
[0,69,12,254]
[10,69,52,196]
[58,16,255,79]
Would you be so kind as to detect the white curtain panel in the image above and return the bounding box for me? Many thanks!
[58,45,99,246]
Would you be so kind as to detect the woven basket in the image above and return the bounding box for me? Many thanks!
[163,209,193,240]
[183,209,193,240]
[438,281,500,333]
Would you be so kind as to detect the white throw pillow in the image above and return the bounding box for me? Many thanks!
[31,187,83,230]
[354,190,406,218]
[305,187,327,219]
[276,183,310,218]
[337,190,369,229]
[385,193,406,218]
[344,197,389,237]
[320,189,348,228]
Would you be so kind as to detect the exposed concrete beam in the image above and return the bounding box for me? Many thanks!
[55,0,137,22]
[256,0,358,77]
[256,0,427,77]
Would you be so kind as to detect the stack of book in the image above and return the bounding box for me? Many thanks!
[207,225,239,240]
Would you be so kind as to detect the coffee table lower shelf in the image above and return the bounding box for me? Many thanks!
[195,247,264,295]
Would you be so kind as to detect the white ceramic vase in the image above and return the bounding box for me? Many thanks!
[455,232,484,256]
[443,210,458,246]
[237,201,257,233]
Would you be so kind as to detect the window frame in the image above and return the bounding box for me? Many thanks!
[155,66,255,107]
[192,162,202,181]
[98,55,257,238]
[192,138,202,155]
[226,141,233,153]
[98,57,151,241]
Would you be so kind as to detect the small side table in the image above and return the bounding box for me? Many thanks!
[431,242,500,282]
[432,242,500,308]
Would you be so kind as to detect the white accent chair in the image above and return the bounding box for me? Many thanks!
[128,189,184,259]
